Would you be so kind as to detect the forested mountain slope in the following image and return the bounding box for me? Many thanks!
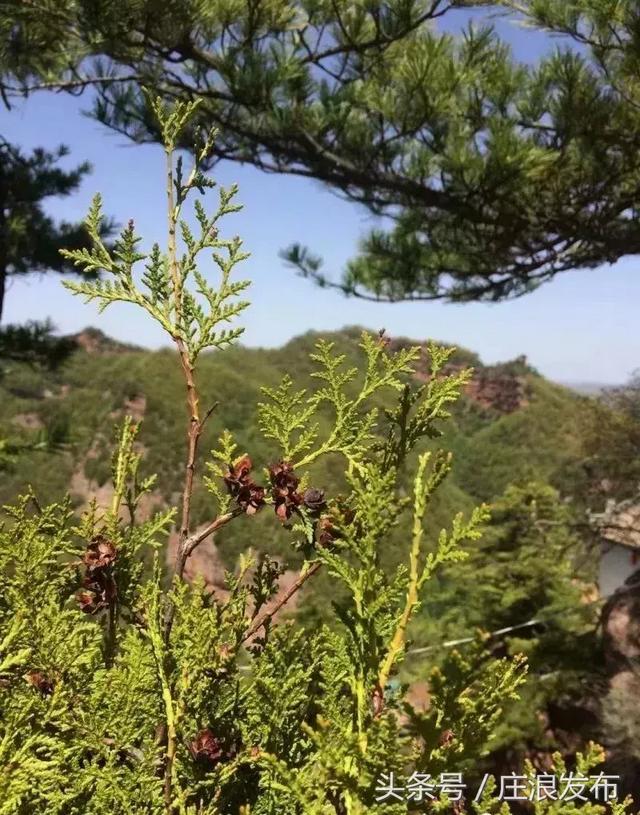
[0,326,590,530]
[0,325,595,610]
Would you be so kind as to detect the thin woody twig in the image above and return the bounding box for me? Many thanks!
[179,507,243,564]
[162,132,199,812]
[1,74,143,97]
[199,400,219,431]
[241,561,322,643]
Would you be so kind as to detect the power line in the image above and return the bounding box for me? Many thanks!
[406,618,546,657]
[405,578,640,658]
[235,578,640,672]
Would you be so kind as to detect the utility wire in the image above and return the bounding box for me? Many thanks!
[405,577,640,658]
[236,576,640,672]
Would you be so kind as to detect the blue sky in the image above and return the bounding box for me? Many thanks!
[2,8,638,385]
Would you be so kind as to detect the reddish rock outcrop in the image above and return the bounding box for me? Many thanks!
[405,344,530,414]
[72,328,139,355]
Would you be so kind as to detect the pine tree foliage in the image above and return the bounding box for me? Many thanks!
[0,137,114,322]
[4,1,640,303]
[572,371,640,507]
[0,97,632,814]
[0,320,77,367]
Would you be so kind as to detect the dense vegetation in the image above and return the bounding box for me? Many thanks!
[0,325,593,549]
[1,3,639,809]
[0,88,636,812]
[0,324,606,772]
[0,99,535,813]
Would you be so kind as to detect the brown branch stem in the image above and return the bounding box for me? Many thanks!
[1,73,143,98]
[176,350,201,557]
[163,144,209,582]
[241,561,322,643]
[162,139,200,813]
[175,507,244,577]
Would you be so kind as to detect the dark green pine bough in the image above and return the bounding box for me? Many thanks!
[0,137,114,369]
[0,139,99,322]
[4,0,640,304]
[0,98,631,814]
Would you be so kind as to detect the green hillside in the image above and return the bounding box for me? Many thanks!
[0,325,592,574]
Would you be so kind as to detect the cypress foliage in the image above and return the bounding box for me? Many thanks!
[0,96,631,815]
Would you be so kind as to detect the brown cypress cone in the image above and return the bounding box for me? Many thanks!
[372,683,384,718]
[302,488,326,514]
[189,729,225,767]
[439,728,455,748]
[76,571,116,614]
[317,501,355,548]
[83,534,117,573]
[76,588,101,614]
[317,516,337,548]
[223,454,265,515]
[25,670,54,695]
[234,482,265,516]
[223,454,252,493]
[268,460,303,521]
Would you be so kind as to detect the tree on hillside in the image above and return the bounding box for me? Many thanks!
[573,371,640,507]
[0,138,115,368]
[0,139,99,466]
[417,482,600,757]
[2,1,640,303]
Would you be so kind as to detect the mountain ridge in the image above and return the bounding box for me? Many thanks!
[1,325,591,522]
[60,325,615,400]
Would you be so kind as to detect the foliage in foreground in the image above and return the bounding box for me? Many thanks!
[0,97,631,814]
[416,482,600,758]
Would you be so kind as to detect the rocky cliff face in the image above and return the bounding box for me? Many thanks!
[71,327,140,355]
[601,577,640,800]
[402,341,531,414]
[462,365,529,413]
